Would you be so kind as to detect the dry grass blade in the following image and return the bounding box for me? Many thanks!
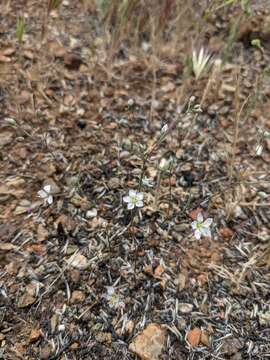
[192,48,212,80]
[1,1,270,359]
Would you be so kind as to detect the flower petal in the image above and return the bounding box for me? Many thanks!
[38,190,47,198]
[136,200,144,208]
[201,227,211,238]
[194,229,201,240]
[47,195,53,205]
[129,189,137,197]
[106,286,114,296]
[123,196,130,203]
[203,218,213,227]
[127,202,135,210]
[197,212,203,223]
[136,192,144,201]
[44,185,51,193]
[191,221,198,230]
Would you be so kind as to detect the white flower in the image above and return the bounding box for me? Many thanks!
[142,177,154,188]
[127,98,135,107]
[38,185,53,205]
[192,48,212,80]
[158,157,172,172]
[258,128,270,138]
[191,213,213,240]
[104,286,125,309]
[123,190,144,210]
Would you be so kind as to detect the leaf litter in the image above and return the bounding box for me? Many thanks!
[0,1,270,359]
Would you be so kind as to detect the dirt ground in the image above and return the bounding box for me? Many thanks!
[0,1,270,359]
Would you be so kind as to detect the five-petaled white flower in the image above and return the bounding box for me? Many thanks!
[123,190,144,210]
[104,286,125,309]
[38,185,53,205]
[191,213,212,240]
[142,177,154,188]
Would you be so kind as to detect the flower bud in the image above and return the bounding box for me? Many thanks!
[158,158,172,172]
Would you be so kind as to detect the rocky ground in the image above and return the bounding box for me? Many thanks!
[0,1,270,359]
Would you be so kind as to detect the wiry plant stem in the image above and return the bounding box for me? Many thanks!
[229,72,240,181]
[229,73,250,181]
[154,170,162,208]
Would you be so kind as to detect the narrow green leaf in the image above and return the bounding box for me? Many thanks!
[16,16,25,44]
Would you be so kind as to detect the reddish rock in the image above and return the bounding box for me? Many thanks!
[129,323,166,360]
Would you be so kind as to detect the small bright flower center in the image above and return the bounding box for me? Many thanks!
[195,222,202,230]
[130,195,138,205]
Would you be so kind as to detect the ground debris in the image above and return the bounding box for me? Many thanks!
[129,323,166,360]
[1,1,270,359]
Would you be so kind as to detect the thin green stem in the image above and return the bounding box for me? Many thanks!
[155,170,162,208]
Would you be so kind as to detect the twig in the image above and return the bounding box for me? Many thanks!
[37,249,79,301]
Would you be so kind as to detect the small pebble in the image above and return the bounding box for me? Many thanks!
[86,208,97,218]
[179,303,193,313]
